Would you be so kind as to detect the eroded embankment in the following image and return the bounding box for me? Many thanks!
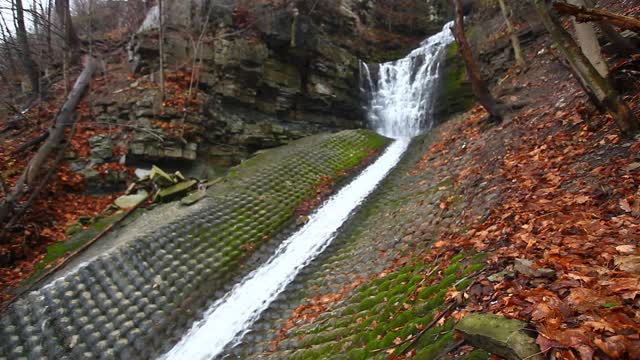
[0,130,389,360]
[223,125,499,359]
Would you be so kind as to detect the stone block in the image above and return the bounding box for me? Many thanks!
[456,313,543,360]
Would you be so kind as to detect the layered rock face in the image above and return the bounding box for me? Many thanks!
[124,0,449,164]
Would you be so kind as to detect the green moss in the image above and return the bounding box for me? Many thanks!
[462,263,485,275]
[459,349,491,360]
[444,263,461,276]
[36,214,122,271]
[435,42,475,120]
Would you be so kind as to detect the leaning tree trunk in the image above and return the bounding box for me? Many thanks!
[568,0,608,77]
[533,0,639,135]
[497,0,525,67]
[14,0,40,95]
[0,58,97,226]
[450,0,503,121]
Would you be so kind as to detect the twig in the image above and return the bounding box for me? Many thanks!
[10,132,49,155]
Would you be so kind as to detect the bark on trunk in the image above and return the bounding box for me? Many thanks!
[533,0,639,135]
[567,0,608,77]
[450,0,503,121]
[553,2,640,33]
[46,0,52,58]
[0,59,97,225]
[55,0,80,49]
[14,0,40,95]
[497,0,525,67]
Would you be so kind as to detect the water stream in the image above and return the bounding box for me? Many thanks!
[161,22,454,360]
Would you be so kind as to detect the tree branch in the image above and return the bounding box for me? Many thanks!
[553,2,640,33]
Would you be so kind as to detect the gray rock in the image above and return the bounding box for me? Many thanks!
[456,313,543,360]
[115,191,149,209]
[89,135,113,161]
[514,258,555,279]
[69,160,87,172]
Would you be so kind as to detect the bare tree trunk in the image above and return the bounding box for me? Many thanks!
[55,0,80,49]
[14,0,40,95]
[583,0,639,56]
[0,13,18,76]
[158,0,165,102]
[32,0,39,35]
[450,0,503,121]
[533,0,639,135]
[497,0,525,67]
[46,0,52,58]
[0,59,97,225]
[567,0,608,77]
[63,37,70,95]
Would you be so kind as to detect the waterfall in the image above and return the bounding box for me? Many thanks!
[161,22,454,360]
[361,22,454,139]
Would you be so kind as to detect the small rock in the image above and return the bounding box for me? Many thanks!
[296,215,310,226]
[135,108,154,118]
[156,180,198,202]
[181,190,206,206]
[615,255,640,275]
[89,135,113,161]
[65,222,83,236]
[624,162,640,172]
[514,258,555,279]
[616,244,636,254]
[70,160,87,172]
[457,313,543,360]
[135,168,151,180]
[115,191,149,209]
[488,270,514,283]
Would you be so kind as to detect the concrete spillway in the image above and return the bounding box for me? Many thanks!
[163,22,454,360]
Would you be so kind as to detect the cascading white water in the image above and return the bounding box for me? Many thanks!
[161,22,454,360]
[361,22,454,139]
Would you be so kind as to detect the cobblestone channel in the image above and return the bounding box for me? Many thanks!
[0,130,389,360]
[223,130,492,360]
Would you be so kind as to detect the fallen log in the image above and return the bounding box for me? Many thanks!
[553,2,640,33]
[0,58,97,227]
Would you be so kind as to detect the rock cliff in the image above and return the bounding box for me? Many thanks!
[119,0,449,165]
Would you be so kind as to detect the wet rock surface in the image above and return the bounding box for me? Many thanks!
[0,130,389,360]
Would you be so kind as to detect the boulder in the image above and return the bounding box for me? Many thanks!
[456,313,543,360]
[89,135,113,163]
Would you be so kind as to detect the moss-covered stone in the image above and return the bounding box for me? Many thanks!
[434,42,475,121]
[457,313,543,360]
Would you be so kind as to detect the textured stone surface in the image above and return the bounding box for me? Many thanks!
[457,313,544,360]
[219,129,494,359]
[0,130,388,360]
